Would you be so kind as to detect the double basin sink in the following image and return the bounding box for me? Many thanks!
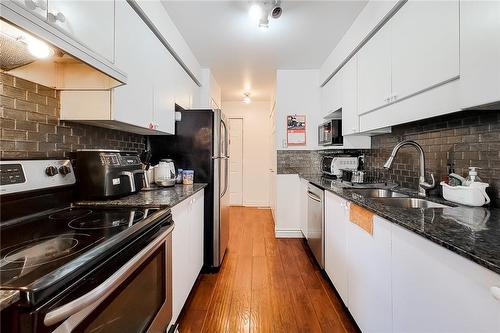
[346,189,449,209]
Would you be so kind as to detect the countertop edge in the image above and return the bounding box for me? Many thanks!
[301,175,500,276]
[75,183,208,209]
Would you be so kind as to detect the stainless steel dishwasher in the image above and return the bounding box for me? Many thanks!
[306,183,325,268]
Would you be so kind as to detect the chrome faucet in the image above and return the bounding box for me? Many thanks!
[383,140,435,197]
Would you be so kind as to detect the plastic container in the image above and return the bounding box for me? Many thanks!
[440,181,490,206]
[176,169,183,184]
[182,170,194,185]
[465,166,482,185]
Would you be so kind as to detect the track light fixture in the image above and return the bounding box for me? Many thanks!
[248,0,282,29]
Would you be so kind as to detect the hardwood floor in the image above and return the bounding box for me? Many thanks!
[177,207,358,333]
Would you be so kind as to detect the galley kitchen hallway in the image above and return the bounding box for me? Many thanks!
[177,207,358,333]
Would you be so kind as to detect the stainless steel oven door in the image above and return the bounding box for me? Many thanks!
[45,226,173,333]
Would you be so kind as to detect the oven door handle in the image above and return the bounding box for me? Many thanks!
[44,224,174,327]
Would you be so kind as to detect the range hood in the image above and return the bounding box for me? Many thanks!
[0,19,122,90]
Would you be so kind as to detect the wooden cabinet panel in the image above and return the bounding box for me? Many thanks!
[392,223,500,333]
[357,22,391,115]
[47,0,115,62]
[324,191,349,306]
[391,0,459,102]
[348,215,392,333]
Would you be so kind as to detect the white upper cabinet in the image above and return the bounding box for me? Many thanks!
[11,0,47,19]
[114,1,155,130]
[322,70,342,116]
[357,0,459,116]
[341,56,359,135]
[392,224,500,333]
[460,0,500,108]
[152,39,176,134]
[46,0,115,62]
[390,0,459,102]
[357,22,391,115]
[348,215,392,333]
[113,1,176,134]
[324,191,349,306]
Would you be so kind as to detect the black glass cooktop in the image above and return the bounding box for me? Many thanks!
[0,206,166,304]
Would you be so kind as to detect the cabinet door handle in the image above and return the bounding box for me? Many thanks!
[48,11,65,23]
[25,0,46,10]
[491,286,500,301]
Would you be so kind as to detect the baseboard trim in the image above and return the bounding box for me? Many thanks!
[243,202,270,208]
[275,229,304,238]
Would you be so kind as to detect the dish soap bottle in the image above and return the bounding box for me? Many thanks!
[465,167,482,185]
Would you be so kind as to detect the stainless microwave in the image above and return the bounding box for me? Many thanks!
[318,119,343,146]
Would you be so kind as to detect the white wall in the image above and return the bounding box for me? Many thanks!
[223,101,271,207]
[275,69,322,151]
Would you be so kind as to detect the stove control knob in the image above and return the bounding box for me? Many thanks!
[59,165,71,176]
[45,166,59,177]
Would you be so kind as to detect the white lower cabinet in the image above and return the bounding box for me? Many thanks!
[324,191,349,305]
[348,215,392,333]
[170,190,204,326]
[392,224,500,333]
[324,192,500,332]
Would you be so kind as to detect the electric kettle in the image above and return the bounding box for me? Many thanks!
[155,159,176,187]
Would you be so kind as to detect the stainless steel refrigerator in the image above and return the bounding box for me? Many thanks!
[149,109,230,269]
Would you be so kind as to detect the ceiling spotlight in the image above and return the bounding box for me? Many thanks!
[249,3,263,22]
[271,0,282,19]
[242,93,251,104]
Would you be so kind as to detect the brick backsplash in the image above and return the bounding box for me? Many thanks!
[276,149,364,175]
[364,110,500,206]
[0,73,145,159]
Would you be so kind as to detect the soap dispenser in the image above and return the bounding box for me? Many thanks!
[465,167,482,185]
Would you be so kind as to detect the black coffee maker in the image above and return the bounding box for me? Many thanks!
[75,150,144,199]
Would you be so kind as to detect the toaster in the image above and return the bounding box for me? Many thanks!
[76,150,144,199]
[321,156,359,177]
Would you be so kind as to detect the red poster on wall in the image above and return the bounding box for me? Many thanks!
[287,115,306,146]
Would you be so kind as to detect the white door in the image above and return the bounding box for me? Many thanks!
[460,0,500,108]
[324,192,349,306]
[391,0,459,102]
[153,45,175,134]
[357,22,392,115]
[392,223,500,333]
[47,0,115,62]
[348,215,392,333]
[268,108,277,219]
[341,56,359,135]
[229,118,243,206]
[114,1,154,129]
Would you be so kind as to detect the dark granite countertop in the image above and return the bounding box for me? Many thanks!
[300,174,500,275]
[75,183,207,209]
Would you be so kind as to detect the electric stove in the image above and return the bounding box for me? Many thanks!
[0,159,173,333]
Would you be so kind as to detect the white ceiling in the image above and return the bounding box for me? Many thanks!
[163,1,367,102]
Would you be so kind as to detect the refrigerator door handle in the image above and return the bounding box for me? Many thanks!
[220,118,230,198]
